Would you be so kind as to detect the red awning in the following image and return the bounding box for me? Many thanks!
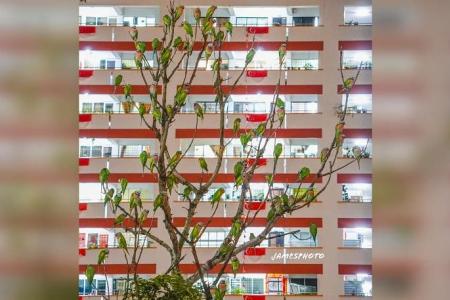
[79,114,92,123]
[79,203,88,212]
[246,158,267,167]
[79,158,90,166]
[244,247,266,256]
[246,70,268,78]
[246,114,268,122]
[244,201,266,210]
[247,27,269,34]
[79,26,96,34]
[79,70,94,78]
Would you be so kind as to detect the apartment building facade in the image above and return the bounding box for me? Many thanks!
[78,0,372,299]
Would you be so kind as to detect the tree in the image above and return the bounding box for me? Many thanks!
[85,2,366,299]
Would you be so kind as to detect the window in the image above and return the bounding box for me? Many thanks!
[272,17,287,26]
[197,230,227,247]
[293,17,318,26]
[97,17,107,26]
[289,277,317,294]
[113,278,127,295]
[99,234,109,248]
[95,279,107,295]
[344,274,372,296]
[82,103,93,113]
[79,233,86,248]
[93,103,104,113]
[236,17,268,27]
[103,146,112,158]
[105,103,114,113]
[87,233,98,248]
[91,146,102,158]
[80,146,90,158]
[290,101,318,113]
[85,17,96,25]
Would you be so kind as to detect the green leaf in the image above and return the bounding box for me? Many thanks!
[211,188,224,206]
[267,208,276,222]
[160,48,172,65]
[205,5,217,19]
[113,194,122,208]
[275,97,285,109]
[254,123,266,136]
[273,143,283,159]
[298,167,310,181]
[104,188,114,205]
[114,213,126,226]
[152,107,162,122]
[136,41,146,53]
[190,223,202,241]
[175,5,184,21]
[114,74,123,86]
[240,133,251,149]
[168,151,182,169]
[320,148,329,163]
[343,77,354,89]
[116,232,128,254]
[138,209,149,226]
[198,158,208,172]
[119,178,128,193]
[182,186,192,200]
[278,43,287,63]
[232,118,241,134]
[152,38,160,51]
[167,174,177,193]
[230,221,241,238]
[162,15,171,27]
[139,151,148,172]
[123,84,132,98]
[231,257,240,277]
[309,223,318,245]
[138,102,146,117]
[265,174,273,185]
[85,265,95,286]
[183,22,193,37]
[99,168,110,184]
[175,87,188,106]
[245,48,256,64]
[193,102,204,120]
[173,36,182,48]
[224,21,233,35]
[233,161,244,180]
[97,249,109,265]
[153,194,163,212]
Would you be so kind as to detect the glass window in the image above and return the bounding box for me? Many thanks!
[82,103,93,113]
[103,146,112,158]
[91,146,102,157]
[86,17,96,25]
[93,103,104,113]
[80,146,90,157]
[105,103,114,113]
[272,17,287,26]
[97,17,107,26]
[97,279,106,295]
